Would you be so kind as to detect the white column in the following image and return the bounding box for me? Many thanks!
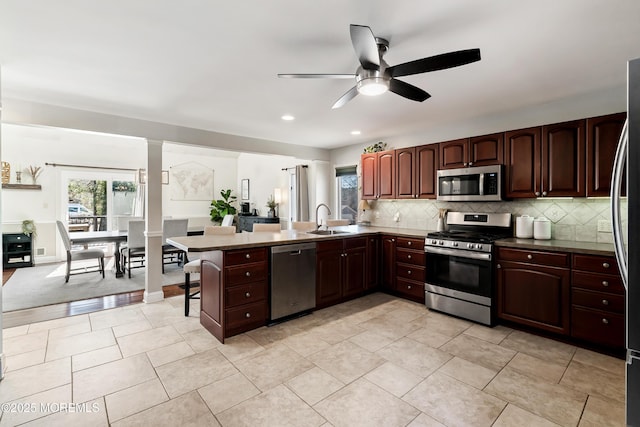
[0,66,5,379]
[143,139,164,303]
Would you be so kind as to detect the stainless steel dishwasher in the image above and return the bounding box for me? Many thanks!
[270,242,316,321]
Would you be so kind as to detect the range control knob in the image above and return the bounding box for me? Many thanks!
[475,244,483,250]
[431,239,437,245]
[467,243,473,249]
[438,240,444,245]
[452,242,459,247]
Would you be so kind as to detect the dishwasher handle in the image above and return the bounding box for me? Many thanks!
[271,242,316,254]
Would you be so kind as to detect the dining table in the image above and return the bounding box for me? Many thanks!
[69,230,128,278]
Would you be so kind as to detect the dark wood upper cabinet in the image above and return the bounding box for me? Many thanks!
[360,150,395,200]
[439,134,503,169]
[395,144,438,199]
[469,133,504,166]
[542,119,586,197]
[506,120,586,198]
[439,138,469,169]
[377,150,395,199]
[396,147,417,199]
[360,153,377,200]
[586,112,626,197]
[505,127,542,198]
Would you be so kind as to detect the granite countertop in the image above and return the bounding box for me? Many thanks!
[495,237,616,256]
[168,225,617,256]
[167,225,432,252]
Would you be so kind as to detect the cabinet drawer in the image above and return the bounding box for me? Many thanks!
[497,247,569,267]
[396,278,425,300]
[396,249,425,266]
[571,306,624,348]
[396,237,423,250]
[4,234,29,244]
[317,239,343,253]
[572,271,625,294]
[344,237,367,250]
[573,254,620,275]
[225,263,268,286]
[226,281,267,308]
[572,288,624,313]
[225,301,267,332]
[225,248,267,266]
[396,264,425,282]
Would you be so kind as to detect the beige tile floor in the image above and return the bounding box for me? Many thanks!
[0,293,627,426]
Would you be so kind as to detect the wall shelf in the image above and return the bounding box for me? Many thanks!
[2,183,42,190]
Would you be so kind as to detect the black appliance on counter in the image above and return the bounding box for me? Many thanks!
[239,202,252,215]
[424,212,512,326]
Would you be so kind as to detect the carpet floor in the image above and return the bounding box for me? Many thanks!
[2,257,186,312]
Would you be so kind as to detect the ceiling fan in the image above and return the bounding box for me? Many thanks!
[278,24,481,109]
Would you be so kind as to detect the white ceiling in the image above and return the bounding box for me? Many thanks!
[2,0,640,150]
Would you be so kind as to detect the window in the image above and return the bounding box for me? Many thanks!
[336,166,358,224]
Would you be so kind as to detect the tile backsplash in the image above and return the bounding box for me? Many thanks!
[365,198,628,244]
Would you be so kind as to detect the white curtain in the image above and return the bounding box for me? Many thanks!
[294,165,309,221]
[132,183,145,218]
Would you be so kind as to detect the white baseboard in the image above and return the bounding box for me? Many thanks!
[143,290,164,304]
[0,352,5,380]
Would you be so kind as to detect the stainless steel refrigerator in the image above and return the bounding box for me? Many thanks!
[611,57,640,426]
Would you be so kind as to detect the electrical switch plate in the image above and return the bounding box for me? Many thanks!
[393,212,400,222]
[597,220,612,233]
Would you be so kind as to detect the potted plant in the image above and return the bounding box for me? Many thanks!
[209,189,237,223]
[266,195,277,217]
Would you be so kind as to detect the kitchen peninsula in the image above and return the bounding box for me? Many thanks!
[168,226,620,351]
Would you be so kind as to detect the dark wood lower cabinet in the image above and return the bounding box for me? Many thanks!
[381,235,396,291]
[496,259,570,335]
[316,237,367,309]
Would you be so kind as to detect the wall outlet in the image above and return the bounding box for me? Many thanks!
[597,220,612,233]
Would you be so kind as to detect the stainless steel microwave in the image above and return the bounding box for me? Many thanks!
[437,165,503,201]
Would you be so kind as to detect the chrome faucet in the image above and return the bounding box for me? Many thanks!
[315,203,332,230]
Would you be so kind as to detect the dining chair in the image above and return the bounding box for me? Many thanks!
[292,221,317,231]
[182,225,236,316]
[162,218,189,273]
[121,220,146,278]
[56,221,105,283]
[252,223,281,232]
[326,219,350,227]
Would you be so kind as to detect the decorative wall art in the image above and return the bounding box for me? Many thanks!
[241,179,250,200]
[170,162,214,201]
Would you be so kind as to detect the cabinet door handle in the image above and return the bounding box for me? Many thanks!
[542,191,548,197]
[245,312,251,318]
[527,254,533,260]
[468,162,473,166]
[245,253,251,259]
[407,254,412,259]
[245,292,251,298]
[407,285,412,290]
[391,239,395,242]
[602,318,609,324]
[407,270,412,275]
[245,271,251,277]
[602,262,610,269]
[535,191,541,197]
[602,280,609,287]
[602,299,609,306]
[408,241,412,246]
[497,264,501,269]
[463,162,468,166]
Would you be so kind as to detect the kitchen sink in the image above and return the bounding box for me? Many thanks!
[306,229,351,236]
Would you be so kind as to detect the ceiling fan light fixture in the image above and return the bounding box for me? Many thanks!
[356,77,389,96]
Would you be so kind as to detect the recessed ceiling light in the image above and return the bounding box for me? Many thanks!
[281,114,295,121]
[351,130,361,135]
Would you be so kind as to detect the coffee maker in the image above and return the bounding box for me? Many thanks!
[240,202,251,215]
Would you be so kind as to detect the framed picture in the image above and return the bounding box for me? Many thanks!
[241,179,250,200]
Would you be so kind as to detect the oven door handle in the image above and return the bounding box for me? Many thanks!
[425,246,492,261]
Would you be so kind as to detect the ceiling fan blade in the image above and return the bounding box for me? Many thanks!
[278,73,355,79]
[388,48,481,78]
[331,86,359,109]
[350,24,380,70]
[389,79,431,102]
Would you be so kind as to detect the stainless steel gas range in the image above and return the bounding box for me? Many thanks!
[424,212,512,326]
